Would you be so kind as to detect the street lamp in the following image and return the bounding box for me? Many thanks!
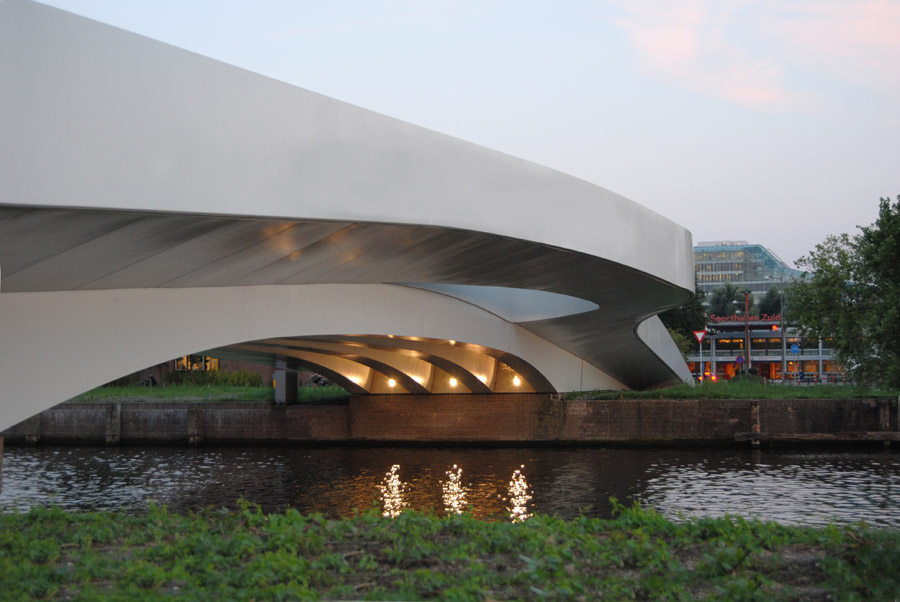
[780,290,786,381]
[742,290,751,374]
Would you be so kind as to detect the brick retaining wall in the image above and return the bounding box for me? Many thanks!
[2,396,895,446]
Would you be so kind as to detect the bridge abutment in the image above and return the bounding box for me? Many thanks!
[2,397,896,447]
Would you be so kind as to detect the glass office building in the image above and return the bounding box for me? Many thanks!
[694,240,803,297]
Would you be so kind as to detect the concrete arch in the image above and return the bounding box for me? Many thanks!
[0,284,626,430]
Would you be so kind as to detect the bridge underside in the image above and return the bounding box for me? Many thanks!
[221,335,552,396]
[0,280,630,429]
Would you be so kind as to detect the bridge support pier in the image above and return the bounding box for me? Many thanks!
[24,415,40,444]
[274,357,298,405]
[105,404,121,444]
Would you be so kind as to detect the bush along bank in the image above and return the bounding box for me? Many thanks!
[1,502,898,600]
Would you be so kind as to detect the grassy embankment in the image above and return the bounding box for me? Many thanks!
[71,379,897,403]
[568,378,899,400]
[2,502,898,600]
[71,384,349,403]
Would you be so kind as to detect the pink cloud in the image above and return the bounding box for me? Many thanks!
[769,1,900,94]
[613,0,900,109]
[613,0,790,109]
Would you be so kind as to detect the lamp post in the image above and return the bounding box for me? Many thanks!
[743,290,751,374]
[780,291,786,381]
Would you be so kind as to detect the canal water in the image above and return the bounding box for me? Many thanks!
[1,445,898,527]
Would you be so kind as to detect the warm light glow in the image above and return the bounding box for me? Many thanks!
[711,375,719,382]
[476,374,487,383]
[349,376,362,385]
[449,377,458,387]
[449,340,456,345]
[772,325,779,331]
[387,378,396,388]
[412,376,423,384]
[512,375,521,387]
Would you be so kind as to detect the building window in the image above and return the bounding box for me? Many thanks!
[175,355,219,372]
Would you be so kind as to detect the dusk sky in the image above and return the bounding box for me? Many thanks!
[38,0,900,267]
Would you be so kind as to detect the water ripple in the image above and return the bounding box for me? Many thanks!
[0,446,897,526]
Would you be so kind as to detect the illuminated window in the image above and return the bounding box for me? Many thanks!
[175,355,218,372]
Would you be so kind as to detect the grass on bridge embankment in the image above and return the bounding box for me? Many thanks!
[569,379,899,400]
[70,379,897,403]
[71,383,349,403]
[2,501,899,600]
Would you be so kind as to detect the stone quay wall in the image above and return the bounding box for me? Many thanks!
[2,395,896,446]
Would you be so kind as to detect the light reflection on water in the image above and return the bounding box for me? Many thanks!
[441,465,468,515]
[507,466,532,523]
[0,446,898,527]
[378,464,406,518]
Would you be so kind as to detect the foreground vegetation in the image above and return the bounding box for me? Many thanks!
[1,502,898,600]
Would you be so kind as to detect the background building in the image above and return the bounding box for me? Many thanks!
[694,241,803,297]
[687,315,844,383]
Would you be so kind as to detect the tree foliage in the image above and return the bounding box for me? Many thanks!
[707,283,752,317]
[659,287,707,344]
[787,196,900,387]
[666,327,694,359]
[757,286,783,317]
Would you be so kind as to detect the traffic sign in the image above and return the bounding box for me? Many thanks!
[790,344,800,354]
[736,355,745,364]
[693,330,706,343]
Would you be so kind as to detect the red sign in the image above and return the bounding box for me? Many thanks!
[693,330,706,343]
[709,313,782,323]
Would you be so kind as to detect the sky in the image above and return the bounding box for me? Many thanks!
[38,0,900,267]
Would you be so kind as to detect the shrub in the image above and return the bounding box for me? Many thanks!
[166,370,263,388]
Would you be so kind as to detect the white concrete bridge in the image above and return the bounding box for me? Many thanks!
[0,0,694,432]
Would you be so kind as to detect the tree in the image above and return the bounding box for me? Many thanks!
[659,287,707,340]
[856,195,900,385]
[757,286,783,317]
[787,195,900,387]
[666,327,694,359]
[707,283,744,317]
